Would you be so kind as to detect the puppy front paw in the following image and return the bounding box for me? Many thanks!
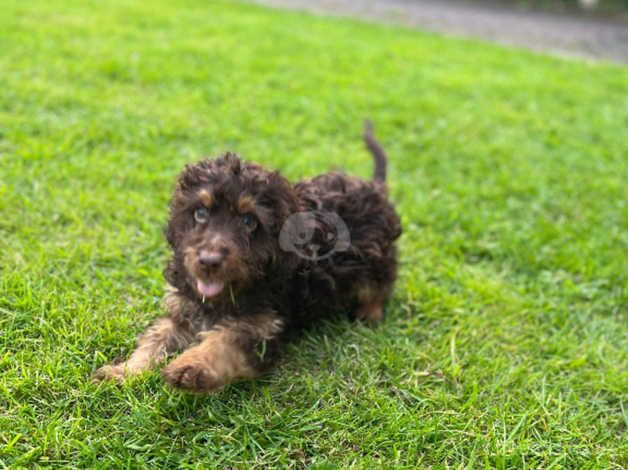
[93,363,128,383]
[162,356,226,393]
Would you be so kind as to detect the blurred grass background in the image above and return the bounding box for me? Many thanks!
[0,0,626,467]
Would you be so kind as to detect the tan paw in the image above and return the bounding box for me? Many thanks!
[92,363,128,383]
[355,302,384,324]
[162,356,226,393]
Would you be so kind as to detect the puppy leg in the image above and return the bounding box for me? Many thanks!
[356,301,384,323]
[94,317,193,382]
[162,313,284,393]
[354,283,390,324]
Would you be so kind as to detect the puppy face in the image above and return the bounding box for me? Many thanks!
[166,153,298,300]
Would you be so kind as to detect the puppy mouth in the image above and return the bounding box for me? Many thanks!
[196,279,225,299]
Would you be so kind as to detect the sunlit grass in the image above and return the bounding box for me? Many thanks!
[0,0,626,466]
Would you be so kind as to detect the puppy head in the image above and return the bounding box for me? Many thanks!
[166,153,299,301]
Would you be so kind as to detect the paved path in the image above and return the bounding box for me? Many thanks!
[254,0,628,63]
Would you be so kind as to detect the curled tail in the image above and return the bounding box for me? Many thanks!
[363,120,387,184]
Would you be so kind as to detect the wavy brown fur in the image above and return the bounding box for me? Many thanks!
[94,123,402,393]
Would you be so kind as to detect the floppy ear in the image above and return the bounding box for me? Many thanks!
[165,186,184,249]
[166,178,200,250]
[258,171,300,235]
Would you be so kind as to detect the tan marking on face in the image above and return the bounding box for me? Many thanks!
[198,189,213,208]
[236,194,257,214]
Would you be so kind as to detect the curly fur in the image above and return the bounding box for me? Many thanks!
[94,122,401,393]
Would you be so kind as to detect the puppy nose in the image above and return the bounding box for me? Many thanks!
[198,250,224,268]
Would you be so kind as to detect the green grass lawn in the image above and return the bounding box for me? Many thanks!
[1,0,627,467]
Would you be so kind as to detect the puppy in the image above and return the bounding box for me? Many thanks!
[94,122,401,393]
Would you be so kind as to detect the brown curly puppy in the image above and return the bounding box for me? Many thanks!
[94,122,401,393]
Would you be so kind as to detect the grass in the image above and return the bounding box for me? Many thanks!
[0,0,626,467]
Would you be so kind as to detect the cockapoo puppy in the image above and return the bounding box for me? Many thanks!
[94,122,401,393]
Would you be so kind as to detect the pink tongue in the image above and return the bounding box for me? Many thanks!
[196,280,225,298]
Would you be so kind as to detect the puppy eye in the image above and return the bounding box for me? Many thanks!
[241,213,257,230]
[193,207,209,224]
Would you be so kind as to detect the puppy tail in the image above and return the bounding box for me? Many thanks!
[363,119,387,184]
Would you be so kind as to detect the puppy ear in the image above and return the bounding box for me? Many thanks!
[166,185,187,249]
[256,171,299,230]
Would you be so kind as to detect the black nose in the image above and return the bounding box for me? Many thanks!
[198,250,224,269]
